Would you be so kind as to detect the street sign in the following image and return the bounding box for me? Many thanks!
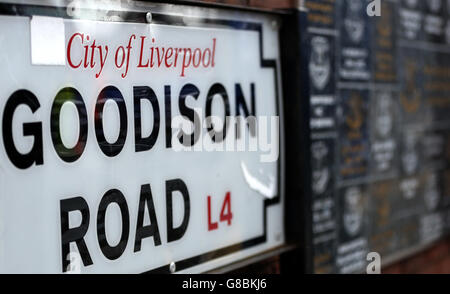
[0,1,284,273]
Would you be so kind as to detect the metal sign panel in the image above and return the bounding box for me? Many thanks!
[0,1,284,273]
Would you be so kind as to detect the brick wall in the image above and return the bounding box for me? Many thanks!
[186,0,297,9]
[383,237,450,274]
[230,256,281,274]
[231,238,450,274]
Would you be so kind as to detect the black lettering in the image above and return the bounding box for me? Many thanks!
[95,86,128,157]
[205,83,230,142]
[178,84,201,146]
[235,83,256,138]
[60,197,92,272]
[134,86,160,152]
[2,90,43,169]
[97,189,130,260]
[165,85,172,148]
[134,184,162,252]
[51,87,88,162]
[166,179,190,242]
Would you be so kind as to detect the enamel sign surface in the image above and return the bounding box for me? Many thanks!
[0,2,284,273]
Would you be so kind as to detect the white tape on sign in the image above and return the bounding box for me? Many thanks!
[30,16,65,65]
[241,162,277,199]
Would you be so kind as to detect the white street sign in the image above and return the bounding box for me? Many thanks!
[0,2,284,273]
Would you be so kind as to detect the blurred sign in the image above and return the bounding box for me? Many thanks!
[303,0,450,273]
[0,2,284,273]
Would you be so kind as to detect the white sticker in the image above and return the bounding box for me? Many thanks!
[241,162,277,199]
[30,16,65,65]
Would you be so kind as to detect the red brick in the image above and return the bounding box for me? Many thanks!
[385,238,450,274]
[443,258,450,273]
[382,263,402,274]
[403,254,430,274]
[426,242,450,263]
[248,0,296,9]
[192,0,297,9]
